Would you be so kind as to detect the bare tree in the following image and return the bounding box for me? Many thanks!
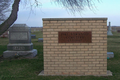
[0,0,100,36]
[54,0,99,14]
[0,0,12,23]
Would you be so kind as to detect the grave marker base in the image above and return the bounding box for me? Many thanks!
[107,31,113,35]
[38,70,112,76]
[3,49,37,58]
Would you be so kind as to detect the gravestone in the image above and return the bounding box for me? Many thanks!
[117,30,120,33]
[107,52,114,59]
[31,34,36,39]
[38,38,43,42]
[107,22,113,35]
[3,24,37,58]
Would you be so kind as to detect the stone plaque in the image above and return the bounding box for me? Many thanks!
[10,32,28,40]
[58,31,92,43]
[7,43,33,51]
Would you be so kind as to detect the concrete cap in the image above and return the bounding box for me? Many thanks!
[12,24,28,27]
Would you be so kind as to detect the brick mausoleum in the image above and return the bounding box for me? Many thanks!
[42,18,110,76]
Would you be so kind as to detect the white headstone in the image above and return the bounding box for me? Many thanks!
[107,22,113,36]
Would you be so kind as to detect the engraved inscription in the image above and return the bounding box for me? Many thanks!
[13,46,25,50]
[58,31,92,43]
[10,32,28,40]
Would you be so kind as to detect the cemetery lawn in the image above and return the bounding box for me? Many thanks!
[0,31,120,80]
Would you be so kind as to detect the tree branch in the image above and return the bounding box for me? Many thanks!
[0,0,20,36]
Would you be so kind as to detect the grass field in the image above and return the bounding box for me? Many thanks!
[0,31,120,80]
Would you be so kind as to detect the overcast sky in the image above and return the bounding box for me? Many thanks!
[12,0,120,27]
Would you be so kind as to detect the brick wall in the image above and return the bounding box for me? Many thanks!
[43,18,107,76]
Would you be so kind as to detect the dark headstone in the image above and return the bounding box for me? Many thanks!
[31,34,36,39]
[38,38,43,42]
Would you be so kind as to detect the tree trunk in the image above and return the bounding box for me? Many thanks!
[0,0,20,36]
